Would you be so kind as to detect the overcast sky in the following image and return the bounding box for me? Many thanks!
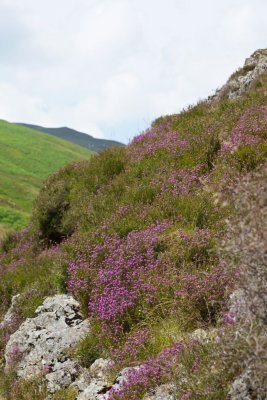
[0,0,266,143]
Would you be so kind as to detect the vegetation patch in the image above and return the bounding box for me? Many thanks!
[0,120,92,235]
[0,67,267,398]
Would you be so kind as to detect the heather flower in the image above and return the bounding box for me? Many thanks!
[107,342,185,400]
[129,125,189,162]
[68,222,170,343]
[220,105,267,155]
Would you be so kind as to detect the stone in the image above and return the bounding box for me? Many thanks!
[89,358,111,381]
[46,359,78,393]
[0,294,20,329]
[210,49,267,101]
[72,360,176,400]
[76,383,107,400]
[228,289,247,322]
[103,366,141,397]
[229,370,253,400]
[190,328,218,343]
[4,294,90,393]
[72,358,112,400]
[143,384,175,400]
[72,361,142,400]
[190,328,208,342]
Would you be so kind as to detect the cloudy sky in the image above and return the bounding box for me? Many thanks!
[0,0,266,143]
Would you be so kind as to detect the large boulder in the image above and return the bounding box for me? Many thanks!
[4,294,89,393]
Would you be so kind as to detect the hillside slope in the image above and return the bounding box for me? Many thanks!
[17,123,124,152]
[0,50,266,399]
[0,120,93,235]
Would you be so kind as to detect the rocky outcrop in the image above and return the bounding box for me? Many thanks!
[2,295,220,398]
[4,294,90,393]
[2,294,174,399]
[211,48,267,100]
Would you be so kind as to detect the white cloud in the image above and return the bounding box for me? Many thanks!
[0,0,266,143]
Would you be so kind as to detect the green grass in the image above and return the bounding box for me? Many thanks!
[0,120,93,235]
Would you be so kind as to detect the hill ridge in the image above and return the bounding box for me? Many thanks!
[17,123,124,153]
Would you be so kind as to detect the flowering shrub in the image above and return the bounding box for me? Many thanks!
[110,327,151,367]
[220,105,267,155]
[150,166,206,197]
[107,342,185,400]
[68,222,170,344]
[129,124,189,162]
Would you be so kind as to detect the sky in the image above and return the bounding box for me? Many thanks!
[0,0,266,144]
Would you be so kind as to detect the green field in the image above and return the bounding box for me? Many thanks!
[0,120,93,236]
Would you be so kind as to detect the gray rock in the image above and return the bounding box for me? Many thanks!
[102,366,141,398]
[113,365,140,385]
[76,383,107,400]
[143,384,175,400]
[72,358,111,400]
[0,294,20,329]
[73,360,176,400]
[229,370,253,400]
[229,368,267,400]
[190,328,218,343]
[4,294,90,393]
[190,328,209,342]
[46,359,78,393]
[72,361,142,400]
[228,289,247,322]
[89,358,111,381]
[211,49,267,100]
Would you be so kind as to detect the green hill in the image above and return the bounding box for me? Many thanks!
[0,120,93,236]
[17,123,125,152]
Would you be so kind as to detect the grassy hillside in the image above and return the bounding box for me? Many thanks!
[0,69,266,398]
[0,120,93,235]
[18,123,124,152]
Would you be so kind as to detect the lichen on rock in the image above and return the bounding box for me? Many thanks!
[4,294,89,393]
[211,49,267,100]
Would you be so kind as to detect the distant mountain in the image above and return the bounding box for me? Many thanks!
[17,124,125,152]
[0,120,92,235]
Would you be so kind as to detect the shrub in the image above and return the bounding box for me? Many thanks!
[218,164,267,398]
[32,168,73,244]
[0,371,48,400]
[74,331,102,368]
[52,387,78,400]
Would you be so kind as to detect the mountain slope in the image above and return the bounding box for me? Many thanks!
[0,50,266,399]
[17,123,124,152]
[0,120,93,235]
